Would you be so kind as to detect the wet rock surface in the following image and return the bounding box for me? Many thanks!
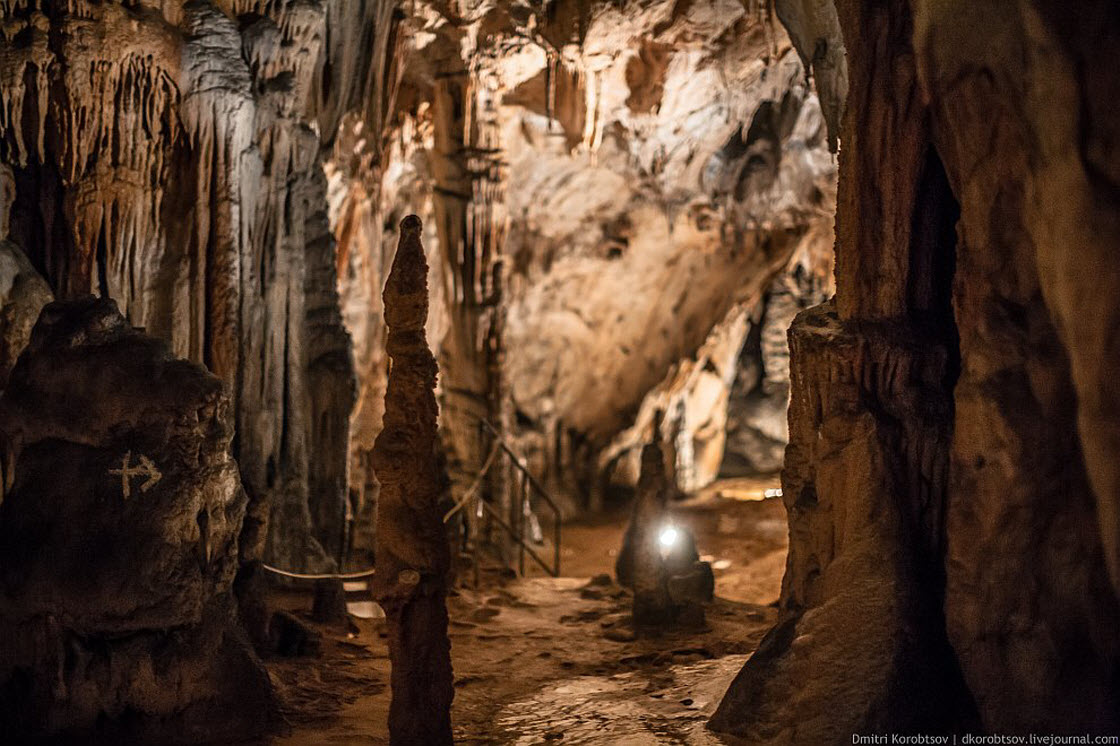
[0,297,275,742]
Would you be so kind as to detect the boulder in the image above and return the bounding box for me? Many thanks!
[0,297,275,743]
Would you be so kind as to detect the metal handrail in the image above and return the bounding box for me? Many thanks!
[466,417,562,578]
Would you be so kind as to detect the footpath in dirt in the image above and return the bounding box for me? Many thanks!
[263,484,788,745]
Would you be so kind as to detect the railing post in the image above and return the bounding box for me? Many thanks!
[553,497,561,578]
[517,469,526,577]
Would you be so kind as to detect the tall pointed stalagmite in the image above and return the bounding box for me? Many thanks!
[372,215,454,745]
[622,439,675,625]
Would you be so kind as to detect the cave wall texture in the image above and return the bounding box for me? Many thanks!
[0,0,838,570]
[361,0,838,514]
[3,0,1115,739]
[0,0,838,679]
[712,0,1120,741]
[0,297,275,742]
[0,0,405,573]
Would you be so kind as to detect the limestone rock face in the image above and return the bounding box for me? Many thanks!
[0,165,51,389]
[358,0,837,505]
[721,256,831,476]
[0,0,403,573]
[711,304,972,740]
[0,239,51,389]
[913,1,1120,730]
[0,297,274,742]
[714,0,1120,740]
[497,2,837,452]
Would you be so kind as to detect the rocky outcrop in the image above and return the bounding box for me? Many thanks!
[617,434,714,629]
[372,216,453,746]
[711,303,972,740]
[497,2,837,492]
[0,165,51,389]
[714,0,1120,740]
[0,297,274,742]
[0,238,51,389]
[617,439,675,624]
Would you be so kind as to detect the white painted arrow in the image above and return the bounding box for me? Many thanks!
[109,450,162,499]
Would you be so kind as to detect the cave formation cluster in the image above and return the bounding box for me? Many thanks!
[0,0,1116,742]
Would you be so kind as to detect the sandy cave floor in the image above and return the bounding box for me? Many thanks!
[261,478,787,745]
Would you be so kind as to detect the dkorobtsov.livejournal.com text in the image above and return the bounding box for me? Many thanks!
[853,735,1119,745]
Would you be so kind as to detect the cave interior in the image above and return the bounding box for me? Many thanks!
[0,0,1117,744]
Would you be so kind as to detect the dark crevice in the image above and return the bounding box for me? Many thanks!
[908,144,961,389]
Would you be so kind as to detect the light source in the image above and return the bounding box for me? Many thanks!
[658,525,680,551]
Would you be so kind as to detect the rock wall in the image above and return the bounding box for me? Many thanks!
[0,0,836,579]
[0,297,274,742]
[0,0,401,572]
[359,0,837,509]
[720,246,832,477]
[499,0,836,498]
[713,0,1120,740]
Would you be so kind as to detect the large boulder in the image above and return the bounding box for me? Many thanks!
[0,297,275,743]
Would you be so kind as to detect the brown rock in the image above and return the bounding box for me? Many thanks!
[715,0,1120,739]
[0,0,399,577]
[371,216,454,746]
[0,297,275,742]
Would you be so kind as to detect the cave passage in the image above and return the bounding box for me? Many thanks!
[0,0,1118,744]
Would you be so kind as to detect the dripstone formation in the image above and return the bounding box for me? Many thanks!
[617,427,714,630]
[0,297,275,743]
[712,0,1120,741]
[372,216,454,746]
[0,0,394,575]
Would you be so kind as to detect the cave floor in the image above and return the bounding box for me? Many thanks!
[262,480,786,745]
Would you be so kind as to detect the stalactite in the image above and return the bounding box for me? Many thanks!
[372,215,454,746]
[0,0,399,579]
[429,51,513,551]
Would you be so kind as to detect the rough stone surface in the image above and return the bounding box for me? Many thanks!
[0,165,51,390]
[616,440,675,625]
[0,238,51,390]
[711,304,973,741]
[617,431,714,629]
[721,253,832,476]
[0,297,275,742]
[349,0,838,509]
[714,0,1120,740]
[0,0,403,573]
[372,216,454,746]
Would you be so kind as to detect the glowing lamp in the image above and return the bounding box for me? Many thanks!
[658,525,680,550]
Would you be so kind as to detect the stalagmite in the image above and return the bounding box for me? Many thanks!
[372,215,454,746]
[617,439,675,625]
[617,417,714,630]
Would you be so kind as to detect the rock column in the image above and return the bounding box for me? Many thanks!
[372,216,454,746]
